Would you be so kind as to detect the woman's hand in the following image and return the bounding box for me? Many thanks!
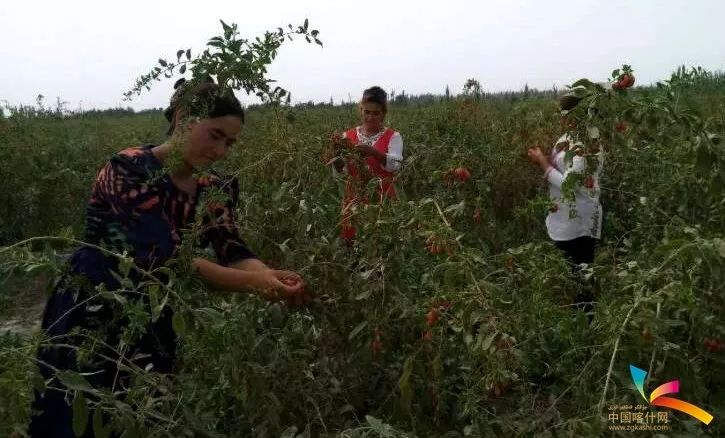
[237,266,312,306]
[355,143,377,157]
[249,269,305,301]
[273,270,313,307]
[193,258,312,305]
[277,271,313,307]
[527,146,550,171]
[355,143,387,166]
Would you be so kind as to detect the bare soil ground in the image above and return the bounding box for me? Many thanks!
[0,274,48,337]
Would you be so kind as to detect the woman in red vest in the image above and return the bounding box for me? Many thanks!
[331,86,404,244]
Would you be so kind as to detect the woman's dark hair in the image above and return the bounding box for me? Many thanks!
[361,86,388,113]
[164,77,245,135]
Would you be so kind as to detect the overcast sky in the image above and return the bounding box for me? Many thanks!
[1,0,723,111]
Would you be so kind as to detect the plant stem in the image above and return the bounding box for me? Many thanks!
[432,200,451,228]
[599,287,644,411]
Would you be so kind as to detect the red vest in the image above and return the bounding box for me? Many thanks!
[339,127,399,243]
[344,127,398,200]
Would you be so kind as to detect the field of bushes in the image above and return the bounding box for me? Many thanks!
[1,66,724,437]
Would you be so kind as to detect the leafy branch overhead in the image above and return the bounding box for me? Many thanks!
[124,19,322,104]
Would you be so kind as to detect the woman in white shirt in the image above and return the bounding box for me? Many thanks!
[527,96,603,314]
[330,86,404,244]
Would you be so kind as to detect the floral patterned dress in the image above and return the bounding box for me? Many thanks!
[29,144,256,437]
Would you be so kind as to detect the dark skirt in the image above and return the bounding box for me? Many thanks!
[28,248,177,437]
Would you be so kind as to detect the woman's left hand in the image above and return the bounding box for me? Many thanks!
[355,144,377,157]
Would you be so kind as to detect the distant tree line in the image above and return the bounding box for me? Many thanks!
[2,67,723,118]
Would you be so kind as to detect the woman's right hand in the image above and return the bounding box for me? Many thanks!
[249,269,306,302]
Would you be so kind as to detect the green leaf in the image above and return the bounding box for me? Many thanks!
[354,289,372,300]
[118,256,133,277]
[366,415,393,436]
[72,392,89,437]
[176,49,184,61]
[272,182,289,202]
[564,150,577,166]
[172,312,187,337]
[92,408,110,438]
[479,331,498,351]
[57,370,94,392]
[179,64,186,74]
[220,19,231,34]
[586,126,600,139]
[347,321,368,340]
[397,355,414,414]
[186,48,191,60]
[444,200,465,214]
[714,238,725,259]
[148,285,161,322]
[662,341,681,351]
[24,263,45,273]
[695,144,712,175]
[280,426,299,438]
[158,58,168,67]
[303,18,309,31]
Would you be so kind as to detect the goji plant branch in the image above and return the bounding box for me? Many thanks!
[432,200,451,228]
[599,286,644,412]
[1,236,185,307]
[646,301,662,386]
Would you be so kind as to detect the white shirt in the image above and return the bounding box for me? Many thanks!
[544,133,603,241]
[332,127,404,175]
